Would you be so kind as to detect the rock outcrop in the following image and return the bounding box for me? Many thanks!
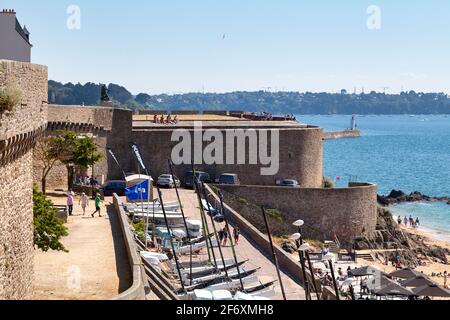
[354,207,449,267]
[378,190,450,206]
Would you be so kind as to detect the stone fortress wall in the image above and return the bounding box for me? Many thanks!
[33,105,134,190]
[0,60,48,299]
[217,182,378,245]
[132,127,324,188]
[33,104,377,247]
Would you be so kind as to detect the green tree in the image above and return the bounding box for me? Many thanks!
[33,186,68,252]
[51,131,102,190]
[35,135,74,194]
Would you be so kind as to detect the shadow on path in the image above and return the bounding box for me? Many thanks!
[106,204,133,294]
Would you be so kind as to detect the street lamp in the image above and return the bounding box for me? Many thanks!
[290,233,310,300]
[323,252,340,300]
[293,219,305,229]
[298,242,321,300]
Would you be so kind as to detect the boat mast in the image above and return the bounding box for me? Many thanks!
[218,191,245,291]
[168,159,193,285]
[191,163,217,269]
[157,187,186,294]
[261,206,287,300]
[201,182,230,280]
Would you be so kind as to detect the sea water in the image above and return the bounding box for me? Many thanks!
[298,114,450,236]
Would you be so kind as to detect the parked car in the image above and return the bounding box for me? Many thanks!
[100,180,127,196]
[157,174,181,188]
[218,173,240,185]
[184,171,211,188]
[281,179,300,188]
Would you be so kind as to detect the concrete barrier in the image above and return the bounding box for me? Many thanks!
[111,194,148,300]
[204,184,337,300]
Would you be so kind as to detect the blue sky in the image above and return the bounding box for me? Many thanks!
[3,0,450,94]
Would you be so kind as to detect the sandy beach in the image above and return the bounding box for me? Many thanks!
[353,224,450,289]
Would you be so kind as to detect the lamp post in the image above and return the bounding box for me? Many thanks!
[323,252,340,300]
[292,219,311,299]
[298,242,321,300]
[290,233,311,300]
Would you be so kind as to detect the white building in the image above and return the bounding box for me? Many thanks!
[0,9,32,62]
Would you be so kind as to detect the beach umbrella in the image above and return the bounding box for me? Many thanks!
[413,284,450,298]
[348,266,384,277]
[374,282,415,297]
[401,275,437,288]
[388,268,423,280]
[367,275,396,291]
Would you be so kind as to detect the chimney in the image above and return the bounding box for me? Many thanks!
[1,9,16,14]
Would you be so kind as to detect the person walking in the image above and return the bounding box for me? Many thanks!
[222,227,228,246]
[444,271,448,288]
[415,217,420,227]
[404,216,408,227]
[79,192,89,215]
[233,226,241,245]
[67,189,75,216]
[218,229,224,244]
[397,216,402,225]
[92,193,102,218]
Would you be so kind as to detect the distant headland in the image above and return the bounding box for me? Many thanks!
[49,80,450,115]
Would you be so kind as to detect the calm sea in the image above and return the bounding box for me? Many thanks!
[298,115,450,237]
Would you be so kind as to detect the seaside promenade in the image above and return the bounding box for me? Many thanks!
[33,191,131,300]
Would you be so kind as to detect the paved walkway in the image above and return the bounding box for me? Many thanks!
[33,191,131,300]
[157,188,306,300]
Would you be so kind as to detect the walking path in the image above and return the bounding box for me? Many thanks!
[33,191,131,300]
[157,188,306,300]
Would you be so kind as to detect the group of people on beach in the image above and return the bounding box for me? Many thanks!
[153,114,179,125]
[66,189,103,218]
[397,215,420,229]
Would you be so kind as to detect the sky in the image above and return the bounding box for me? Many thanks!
[2,0,450,95]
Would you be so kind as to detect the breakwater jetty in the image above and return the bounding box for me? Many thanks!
[323,130,361,140]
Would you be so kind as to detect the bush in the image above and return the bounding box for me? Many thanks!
[133,220,146,239]
[238,197,248,205]
[323,176,335,188]
[33,186,69,252]
[265,208,283,222]
[0,81,22,112]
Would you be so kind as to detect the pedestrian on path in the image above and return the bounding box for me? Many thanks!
[218,229,224,243]
[92,193,102,218]
[233,226,240,245]
[222,227,228,246]
[67,189,75,216]
[79,192,89,215]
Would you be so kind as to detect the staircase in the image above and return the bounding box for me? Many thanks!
[356,252,375,262]
[324,240,340,254]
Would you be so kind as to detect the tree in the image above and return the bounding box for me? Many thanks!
[33,186,68,252]
[57,131,102,190]
[35,136,74,194]
[35,131,102,193]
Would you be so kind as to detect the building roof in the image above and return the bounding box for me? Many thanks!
[15,17,32,46]
[1,9,32,47]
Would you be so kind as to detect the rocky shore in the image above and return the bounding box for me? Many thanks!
[354,207,450,268]
[378,190,450,206]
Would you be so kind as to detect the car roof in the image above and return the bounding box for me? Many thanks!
[220,173,237,176]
